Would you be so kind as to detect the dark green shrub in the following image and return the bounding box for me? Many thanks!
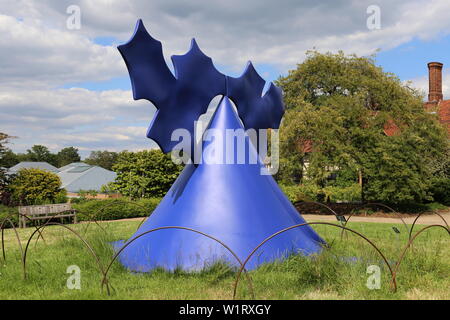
[279,184,302,203]
[280,183,361,203]
[322,184,361,202]
[54,189,68,204]
[280,183,323,202]
[112,150,182,198]
[0,205,19,227]
[429,178,450,205]
[72,197,161,221]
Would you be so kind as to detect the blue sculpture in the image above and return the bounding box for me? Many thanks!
[115,19,325,271]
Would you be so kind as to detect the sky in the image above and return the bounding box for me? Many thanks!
[1,0,450,159]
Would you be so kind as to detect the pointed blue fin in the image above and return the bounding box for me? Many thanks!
[227,62,285,130]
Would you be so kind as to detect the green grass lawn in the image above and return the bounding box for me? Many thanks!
[0,219,448,300]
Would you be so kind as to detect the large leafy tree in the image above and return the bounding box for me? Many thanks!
[2,145,82,168]
[57,147,81,167]
[25,145,58,166]
[0,133,11,166]
[111,150,182,198]
[276,51,449,203]
[0,150,19,168]
[0,133,12,195]
[0,133,18,204]
[85,150,119,170]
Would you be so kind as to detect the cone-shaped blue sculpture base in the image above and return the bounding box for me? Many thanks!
[116,97,325,272]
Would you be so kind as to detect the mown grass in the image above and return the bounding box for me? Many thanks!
[0,219,448,300]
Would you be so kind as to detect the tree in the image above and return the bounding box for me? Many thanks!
[427,146,450,205]
[85,150,118,170]
[57,147,81,167]
[0,150,19,168]
[8,168,66,205]
[276,51,449,204]
[0,133,11,168]
[0,132,13,161]
[111,150,183,198]
[25,145,58,166]
[0,133,17,204]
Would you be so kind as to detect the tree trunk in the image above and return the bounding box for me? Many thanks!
[359,170,365,203]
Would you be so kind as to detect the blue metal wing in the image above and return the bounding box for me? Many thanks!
[118,19,226,154]
[227,62,285,130]
[118,19,175,104]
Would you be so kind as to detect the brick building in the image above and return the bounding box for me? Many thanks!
[424,62,450,136]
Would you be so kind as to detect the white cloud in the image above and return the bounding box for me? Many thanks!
[5,0,450,76]
[0,86,156,156]
[0,14,124,88]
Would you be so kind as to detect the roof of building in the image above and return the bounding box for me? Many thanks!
[438,100,450,135]
[59,162,89,171]
[57,163,117,192]
[8,161,59,173]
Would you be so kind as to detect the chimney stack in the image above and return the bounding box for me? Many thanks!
[428,62,443,102]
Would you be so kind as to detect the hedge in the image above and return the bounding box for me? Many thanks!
[280,183,361,203]
[0,198,161,228]
[72,197,161,221]
[429,178,450,205]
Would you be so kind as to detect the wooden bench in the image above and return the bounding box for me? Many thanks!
[18,204,77,228]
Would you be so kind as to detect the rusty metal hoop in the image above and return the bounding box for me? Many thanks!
[101,226,255,299]
[392,224,450,287]
[232,222,395,299]
[408,211,449,240]
[22,222,111,294]
[0,216,24,263]
[294,201,345,225]
[342,203,410,240]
